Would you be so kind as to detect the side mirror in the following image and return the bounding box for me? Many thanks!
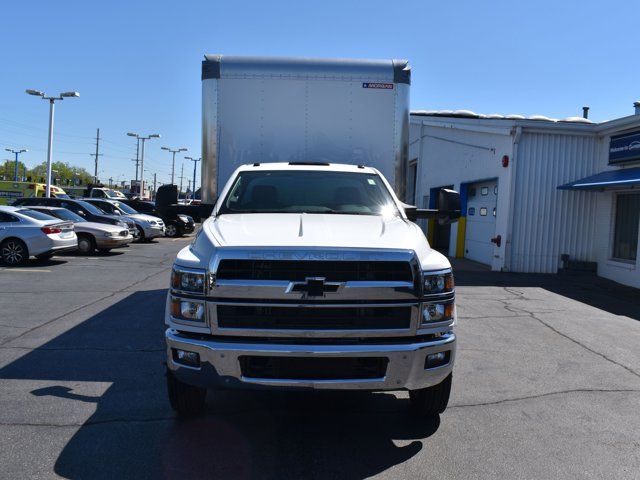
[436,188,461,225]
[113,210,121,215]
[403,188,461,224]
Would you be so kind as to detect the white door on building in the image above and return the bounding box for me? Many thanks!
[465,180,498,265]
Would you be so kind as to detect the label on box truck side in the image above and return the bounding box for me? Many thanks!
[362,82,394,89]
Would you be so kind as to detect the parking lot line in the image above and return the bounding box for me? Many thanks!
[0,268,51,273]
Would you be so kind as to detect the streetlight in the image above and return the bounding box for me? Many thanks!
[5,148,27,182]
[161,146,187,184]
[26,89,79,197]
[127,132,160,199]
[185,156,201,200]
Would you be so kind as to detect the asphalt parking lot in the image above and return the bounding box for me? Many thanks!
[1,238,639,479]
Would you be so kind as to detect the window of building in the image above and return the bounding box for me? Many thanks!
[612,193,640,262]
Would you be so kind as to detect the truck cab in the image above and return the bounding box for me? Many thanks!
[165,162,460,417]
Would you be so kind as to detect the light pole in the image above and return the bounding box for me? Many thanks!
[185,156,201,199]
[127,132,160,199]
[5,148,27,182]
[26,89,79,197]
[161,146,187,185]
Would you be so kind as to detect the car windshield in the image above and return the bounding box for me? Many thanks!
[75,200,108,215]
[112,201,138,214]
[218,170,400,216]
[17,209,59,221]
[50,208,85,223]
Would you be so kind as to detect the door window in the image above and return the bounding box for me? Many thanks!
[0,212,18,222]
[612,193,640,262]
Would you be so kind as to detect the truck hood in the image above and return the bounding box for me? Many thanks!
[184,213,451,272]
[209,213,417,248]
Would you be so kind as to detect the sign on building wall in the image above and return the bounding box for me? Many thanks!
[609,130,640,165]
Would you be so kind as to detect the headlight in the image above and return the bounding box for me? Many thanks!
[104,231,120,237]
[422,302,454,324]
[170,297,205,322]
[422,270,454,295]
[171,266,206,295]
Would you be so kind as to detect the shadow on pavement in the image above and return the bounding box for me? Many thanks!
[0,289,439,479]
[453,259,640,322]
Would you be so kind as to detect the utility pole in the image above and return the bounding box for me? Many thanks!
[185,156,201,200]
[179,162,184,196]
[153,173,157,199]
[92,128,103,184]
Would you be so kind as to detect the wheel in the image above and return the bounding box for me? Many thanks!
[409,373,452,417]
[136,226,146,242]
[97,248,112,254]
[77,234,96,255]
[36,253,54,260]
[164,222,182,238]
[166,368,207,417]
[1,239,29,265]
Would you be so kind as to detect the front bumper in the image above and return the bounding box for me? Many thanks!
[141,224,165,238]
[95,236,133,249]
[166,329,455,391]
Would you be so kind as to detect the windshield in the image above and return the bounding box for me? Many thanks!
[105,189,125,198]
[76,200,108,215]
[17,209,59,221]
[218,170,400,216]
[112,201,138,214]
[51,208,85,223]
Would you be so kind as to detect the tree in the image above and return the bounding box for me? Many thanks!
[0,159,28,181]
[28,161,93,186]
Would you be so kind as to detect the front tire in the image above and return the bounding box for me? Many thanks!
[164,222,182,238]
[136,226,146,242]
[77,234,96,255]
[1,239,29,265]
[166,368,207,417]
[409,373,452,417]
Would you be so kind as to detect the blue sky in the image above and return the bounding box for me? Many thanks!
[1,0,638,187]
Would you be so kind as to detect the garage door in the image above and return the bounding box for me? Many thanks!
[465,180,498,265]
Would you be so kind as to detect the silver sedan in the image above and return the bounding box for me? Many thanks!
[0,206,77,265]
[27,206,133,254]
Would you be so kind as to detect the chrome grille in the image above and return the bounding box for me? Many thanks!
[216,259,413,282]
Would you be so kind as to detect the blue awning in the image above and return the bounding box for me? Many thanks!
[558,167,640,191]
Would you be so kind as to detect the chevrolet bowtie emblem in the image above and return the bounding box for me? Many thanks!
[287,277,343,297]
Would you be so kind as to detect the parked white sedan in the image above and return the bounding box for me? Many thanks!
[0,206,77,265]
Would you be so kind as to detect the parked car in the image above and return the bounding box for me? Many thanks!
[12,197,138,239]
[27,206,133,254]
[0,205,77,265]
[120,198,195,238]
[83,198,164,242]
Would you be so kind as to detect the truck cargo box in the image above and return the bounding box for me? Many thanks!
[201,55,411,203]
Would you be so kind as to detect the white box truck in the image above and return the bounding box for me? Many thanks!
[165,55,460,418]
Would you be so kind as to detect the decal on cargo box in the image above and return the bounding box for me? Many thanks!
[362,82,394,89]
